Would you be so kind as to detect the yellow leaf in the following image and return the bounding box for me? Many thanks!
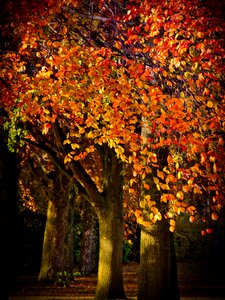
[180,92,185,98]
[71,143,80,150]
[206,100,213,108]
[153,177,159,185]
[169,225,175,232]
[144,195,151,201]
[133,170,137,177]
[154,212,162,221]
[137,216,144,225]
[130,178,136,187]
[176,191,184,200]
[188,177,194,186]
[43,108,50,114]
[177,171,182,179]
[64,156,71,164]
[63,139,71,145]
[166,211,173,218]
[194,62,198,69]
[139,200,145,209]
[178,207,185,214]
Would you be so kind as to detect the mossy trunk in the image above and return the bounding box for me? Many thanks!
[95,149,126,300]
[38,181,75,282]
[138,219,180,300]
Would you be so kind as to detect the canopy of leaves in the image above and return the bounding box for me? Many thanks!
[1,0,224,231]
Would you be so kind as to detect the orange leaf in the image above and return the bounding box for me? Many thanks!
[142,94,149,104]
[135,209,142,218]
[157,169,165,180]
[211,212,218,221]
[169,225,175,232]
[189,215,195,223]
[182,185,189,193]
[144,183,150,190]
[167,155,173,164]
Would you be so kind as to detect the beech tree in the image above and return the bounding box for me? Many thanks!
[1,0,225,299]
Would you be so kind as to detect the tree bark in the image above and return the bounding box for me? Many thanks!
[95,149,126,300]
[138,219,180,300]
[138,120,180,299]
[36,140,126,298]
[79,201,98,274]
[38,178,75,282]
[96,208,125,299]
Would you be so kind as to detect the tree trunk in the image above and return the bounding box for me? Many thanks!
[139,120,180,299]
[70,147,126,299]
[62,189,75,273]
[38,179,75,282]
[95,150,126,300]
[138,219,180,300]
[96,207,125,299]
[79,201,98,274]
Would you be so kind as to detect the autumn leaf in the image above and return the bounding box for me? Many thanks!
[189,215,195,223]
[211,212,218,221]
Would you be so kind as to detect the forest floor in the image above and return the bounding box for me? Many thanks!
[8,261,225,300]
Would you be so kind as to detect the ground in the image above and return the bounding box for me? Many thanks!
[8,261,225,299]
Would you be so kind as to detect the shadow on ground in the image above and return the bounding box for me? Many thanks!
[8,262,225,299]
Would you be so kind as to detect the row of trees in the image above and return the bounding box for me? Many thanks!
[1,0,225,299]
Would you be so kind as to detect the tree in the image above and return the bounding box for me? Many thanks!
[38,174,75,282]
[1,0,225,299]
[18,149,76,281]
[1,2,127,297]
[79,198,98,275]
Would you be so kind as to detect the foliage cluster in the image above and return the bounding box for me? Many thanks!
[54,271,81,287]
